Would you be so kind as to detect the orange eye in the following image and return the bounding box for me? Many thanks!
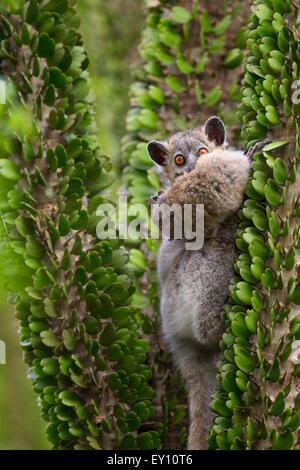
[175,155,185,166]
[198,147,208,156]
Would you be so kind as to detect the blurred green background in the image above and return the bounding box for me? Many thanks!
[0,0,144,450]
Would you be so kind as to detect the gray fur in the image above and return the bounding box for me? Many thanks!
[157,219,238,449]
[148,117,251,449]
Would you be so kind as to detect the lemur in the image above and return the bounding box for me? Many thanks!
[147,117,266,450]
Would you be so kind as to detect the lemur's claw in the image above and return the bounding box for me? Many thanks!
[246,138,272,162]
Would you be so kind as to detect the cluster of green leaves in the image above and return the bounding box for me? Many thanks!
[122,0,251,447]
[209,0,300,450]
[0,0,162,450]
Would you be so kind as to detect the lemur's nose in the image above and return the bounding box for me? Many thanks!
[187,154,198,171]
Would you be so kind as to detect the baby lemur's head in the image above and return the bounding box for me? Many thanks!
[147,116,227,182]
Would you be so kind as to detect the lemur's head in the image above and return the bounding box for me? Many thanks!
[147,116,227,182]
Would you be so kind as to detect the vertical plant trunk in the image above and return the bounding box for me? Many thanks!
[0,0,154,451]
[210,0,300,450]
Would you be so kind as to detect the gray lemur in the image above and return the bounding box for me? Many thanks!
[146,117,262,450]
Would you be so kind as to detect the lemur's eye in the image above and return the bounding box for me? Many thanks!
[175,155,185,166]
[198,147,208,156]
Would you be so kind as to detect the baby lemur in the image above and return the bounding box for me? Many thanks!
[147,117,254,450]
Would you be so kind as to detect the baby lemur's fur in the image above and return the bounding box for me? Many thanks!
[147,117,251,450]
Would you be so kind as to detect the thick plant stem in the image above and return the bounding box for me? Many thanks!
[210,0,300,450]
[0,1,154,450]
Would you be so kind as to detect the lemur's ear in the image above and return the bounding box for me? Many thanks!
[147,141,168,166]
[204,116,226,146]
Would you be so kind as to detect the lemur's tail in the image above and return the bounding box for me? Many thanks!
[179,352,219,450]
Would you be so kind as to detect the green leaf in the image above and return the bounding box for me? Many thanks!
[210,398,232,418]
[235,281,252,305]
[264,180,281,206]
[26,0,39,24]
[268,358,280,382]
[73,78,89,100]
[119,435,137,450]
[44,84,56,106]
[263,141,289,152]
[285,247,295,271]
[34,267,54,288]
[41,0,68,13]
[83,316,99,335]
[38,32,55,58]
[62,329,77,351]
[70,371,88,389]
[171,406,185,425]
[126,411,141,431]
[107,373,121,390]
[268,211,280,237]
[44,298,57,318]
[49,67,68,88]
[224,49,244,69]
[277,26,289,52]
[195,54,207,74]
[176,55,193,75]
[26,237,45,259]
[148,85,165,104]
[235,347,256,374]
[26,287,44,301]
[270,391,285,416]
[272,431,294,450]
[170,7,192,24]
[265,105,280,126]
[40,330,59,347]
[100,323,116,347]
[214,15,231,35]
[252,209,268,231]
[209,37,225,54]
[58,214,70,236]
[138,109,158,130]
[205,86,222,106]
[166,76,184,93]
[41,358,59,375]
[273,158,288,184]
[106,343,124,362]
[200,10,212,32]
[245,310,258,334]
[58,391,81,407]
[292,284,300,305]
[249,238,269,261]
[0,159,20,181]
[247,417,258,442]
[69,422,85,437]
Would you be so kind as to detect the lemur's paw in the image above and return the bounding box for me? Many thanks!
[151,190,164,202]
[246,138,272,162]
